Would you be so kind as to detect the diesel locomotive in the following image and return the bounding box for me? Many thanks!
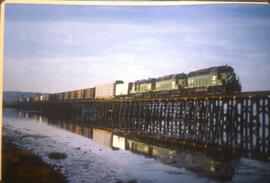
[122,65,241,97]
[20,65,241,102]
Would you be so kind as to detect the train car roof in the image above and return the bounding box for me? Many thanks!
[133,73,187,83]
[188,65,234,77]
[155,73,187,81]
[134,78,155,83]
[96,80,123,85]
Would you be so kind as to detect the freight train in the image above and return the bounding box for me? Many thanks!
[20,65,241,102]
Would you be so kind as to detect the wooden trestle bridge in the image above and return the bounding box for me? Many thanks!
[17,91,270,160]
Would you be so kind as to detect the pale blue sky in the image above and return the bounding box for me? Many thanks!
[4,4,270,93]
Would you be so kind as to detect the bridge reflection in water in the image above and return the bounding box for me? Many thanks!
[19,110,237,181]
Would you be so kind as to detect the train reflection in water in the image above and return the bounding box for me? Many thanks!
[19,111,237,181]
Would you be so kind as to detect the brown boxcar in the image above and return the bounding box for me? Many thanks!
[75,90,83,99]
[83,87,95,99]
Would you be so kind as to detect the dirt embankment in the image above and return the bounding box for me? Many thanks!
[2,136,67,183]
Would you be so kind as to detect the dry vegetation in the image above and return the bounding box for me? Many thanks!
[2,137,67,183]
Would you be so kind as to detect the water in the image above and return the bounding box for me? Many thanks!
[3,108,270,183]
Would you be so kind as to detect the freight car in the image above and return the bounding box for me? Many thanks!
[95,81,123,99]
[56,87,96,101]
[82,88,95,99]
[115,83,130,97]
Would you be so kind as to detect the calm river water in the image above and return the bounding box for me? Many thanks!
[3,108,270,183]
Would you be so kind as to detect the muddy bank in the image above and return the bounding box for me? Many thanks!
[2,136,67,183]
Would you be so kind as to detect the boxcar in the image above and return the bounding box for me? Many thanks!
[49,94,58,101]
[63,92,69,100]
[39,95,43,101]
[95,81,123,99]
[33,96,39,102]
[43,95,49,101]
[115,83,130,96]
[58,93,65,100]
[69,91,76,100]
[75,90,83,100]
[83,88,95,99]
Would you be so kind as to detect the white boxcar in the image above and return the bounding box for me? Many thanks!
[39,95,44,101]
[95,81,123,99]
[115,83,129,96]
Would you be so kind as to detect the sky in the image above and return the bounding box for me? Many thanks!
[4,3,270,93]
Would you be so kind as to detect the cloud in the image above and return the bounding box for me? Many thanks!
[5,18,213,59]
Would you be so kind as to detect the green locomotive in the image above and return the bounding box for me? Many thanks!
[185,65,241,94]
[128,65,241,97]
